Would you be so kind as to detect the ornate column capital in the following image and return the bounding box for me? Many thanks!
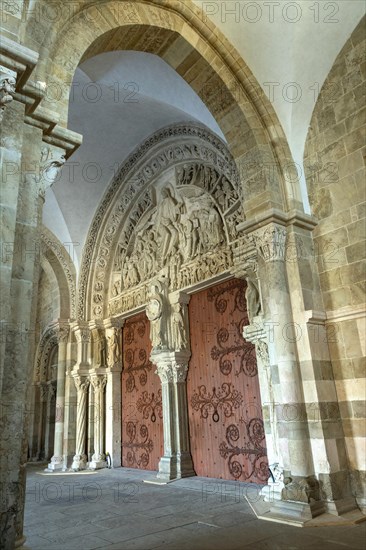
[56,322,70,344]
[72,375,90,393]
[0,66,16,123]
[71,323,91,344]
[90,374,107,392]
[152,350,190,384]
[249,223,287,262]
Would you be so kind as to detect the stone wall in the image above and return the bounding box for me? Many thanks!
[36,267,60,336]
[304,17,366,507]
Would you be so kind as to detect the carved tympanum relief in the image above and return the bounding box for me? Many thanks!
[109,178,240,316]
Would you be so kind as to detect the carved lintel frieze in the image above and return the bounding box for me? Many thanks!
[0,67,16,123]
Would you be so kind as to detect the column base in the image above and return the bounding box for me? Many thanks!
[157,453,196,481]
[46,456,64,471]
[325,496,360,516]
[70,454,87,471]
[261,481,285,503]
[269,498,326,522]
[89,459,107,470]
[14,535,27,548]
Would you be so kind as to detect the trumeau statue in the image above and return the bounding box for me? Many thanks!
[146,277,169,350]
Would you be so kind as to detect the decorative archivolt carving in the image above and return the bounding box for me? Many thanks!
[0,68,16,123]
[41,227,77,319]
[34,326,58,383]
[78,123,240,320]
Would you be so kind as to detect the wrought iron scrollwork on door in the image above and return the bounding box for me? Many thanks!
[207,279,247,315]
[219,420,268,482]
[190,383,243,422]
[137,389,163,423]
[123,421,154,469]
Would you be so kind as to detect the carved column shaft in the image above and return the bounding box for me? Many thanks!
[71,376,90,470]
[154,352,195,481]
[89,374,107,469]
[48,324,69,470]
[44,382,56,460]
[36,383,48,459]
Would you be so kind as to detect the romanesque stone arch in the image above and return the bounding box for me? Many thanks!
[22,0,302,217]
[41,226,77,319]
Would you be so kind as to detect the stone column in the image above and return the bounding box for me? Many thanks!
[70,323,91,471]
[104,319,123,467]
[48,323,69,471]
[62,348,77,470]
[35,382,48,460]
[154,351,195,481]
[43,382,56,461]
[71,375,90,471]
[89,373,107,469]
[249,221,323,519]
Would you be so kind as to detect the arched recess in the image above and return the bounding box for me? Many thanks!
[23,0,302,219]
[40,226,77,320]
[80,122,247,320]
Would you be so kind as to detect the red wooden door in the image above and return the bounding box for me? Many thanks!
[187,279,268,483]
[121,312,163,470]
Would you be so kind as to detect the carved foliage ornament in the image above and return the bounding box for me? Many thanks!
[155,362,188,384]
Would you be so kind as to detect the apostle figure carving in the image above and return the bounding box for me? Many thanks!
[155,187,181,259]
[115,184,228,295]
[108,328,121,365]
[245,272,262,323]
[97,332,107,367]
[146,278,168,350]
[171,303,188,351]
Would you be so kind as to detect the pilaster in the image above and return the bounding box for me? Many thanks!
[104,318,124,468]
[153,350,195,481]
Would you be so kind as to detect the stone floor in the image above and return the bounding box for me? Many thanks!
[24,464,365,550]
